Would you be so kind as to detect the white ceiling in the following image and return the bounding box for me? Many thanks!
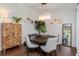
[0,3,76,11]
[0,3,77,17]
[22,3,77,11]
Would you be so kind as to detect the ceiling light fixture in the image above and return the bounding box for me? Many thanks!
[38,3,51,20]
[26,3,63,24]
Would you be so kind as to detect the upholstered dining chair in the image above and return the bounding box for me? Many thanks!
[40,37,58,56]
[24,35,39,56]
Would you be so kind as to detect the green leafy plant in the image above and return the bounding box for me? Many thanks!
[12,16,22,23]
[35,20,47,34]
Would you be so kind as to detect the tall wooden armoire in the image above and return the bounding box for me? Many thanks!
[1,23,22,53]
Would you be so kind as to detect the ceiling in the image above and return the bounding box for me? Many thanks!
[0,3,77,18]
[22,3,77,12]
[0,3,77,12]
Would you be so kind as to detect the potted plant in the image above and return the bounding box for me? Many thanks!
[12,16,22,24]
[35,20,47,35]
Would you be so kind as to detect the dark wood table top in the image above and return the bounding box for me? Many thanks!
[30,35,57,45]
[30,36,48,45]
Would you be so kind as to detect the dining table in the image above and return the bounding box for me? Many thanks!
[30,35,57,55]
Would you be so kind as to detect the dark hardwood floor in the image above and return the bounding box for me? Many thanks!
[0,45,77,56]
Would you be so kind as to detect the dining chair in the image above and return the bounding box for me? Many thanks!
[40,37,58,56]
[24,35,39,56]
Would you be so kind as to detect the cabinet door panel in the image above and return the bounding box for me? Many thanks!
[1,23,13,49]
[13,24,21,46]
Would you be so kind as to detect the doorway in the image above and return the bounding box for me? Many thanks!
[62,23,72,46]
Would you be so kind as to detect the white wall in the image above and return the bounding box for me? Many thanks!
[76,4,79,55]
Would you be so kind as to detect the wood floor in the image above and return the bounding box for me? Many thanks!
[0,45,77,56]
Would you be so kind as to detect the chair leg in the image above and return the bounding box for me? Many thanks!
[54,50,57,56]
[57,44,61,51]
[27,48,29,56]
[59,45,61,51]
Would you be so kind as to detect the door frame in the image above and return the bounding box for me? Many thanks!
[62,23,72,47]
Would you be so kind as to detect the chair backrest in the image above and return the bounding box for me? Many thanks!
[25,35,31,47]
[28,34,37,39]
[45,37,58,51]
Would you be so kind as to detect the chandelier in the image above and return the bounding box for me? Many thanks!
[27,3,63,24]
[38,3,51,20]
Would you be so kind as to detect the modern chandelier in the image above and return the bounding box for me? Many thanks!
[27,3,63,24]
[38,3,51,20]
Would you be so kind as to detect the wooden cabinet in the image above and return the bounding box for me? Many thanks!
[1,23,22,53]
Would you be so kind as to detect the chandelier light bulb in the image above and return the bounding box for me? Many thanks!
[38,14,51,20]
